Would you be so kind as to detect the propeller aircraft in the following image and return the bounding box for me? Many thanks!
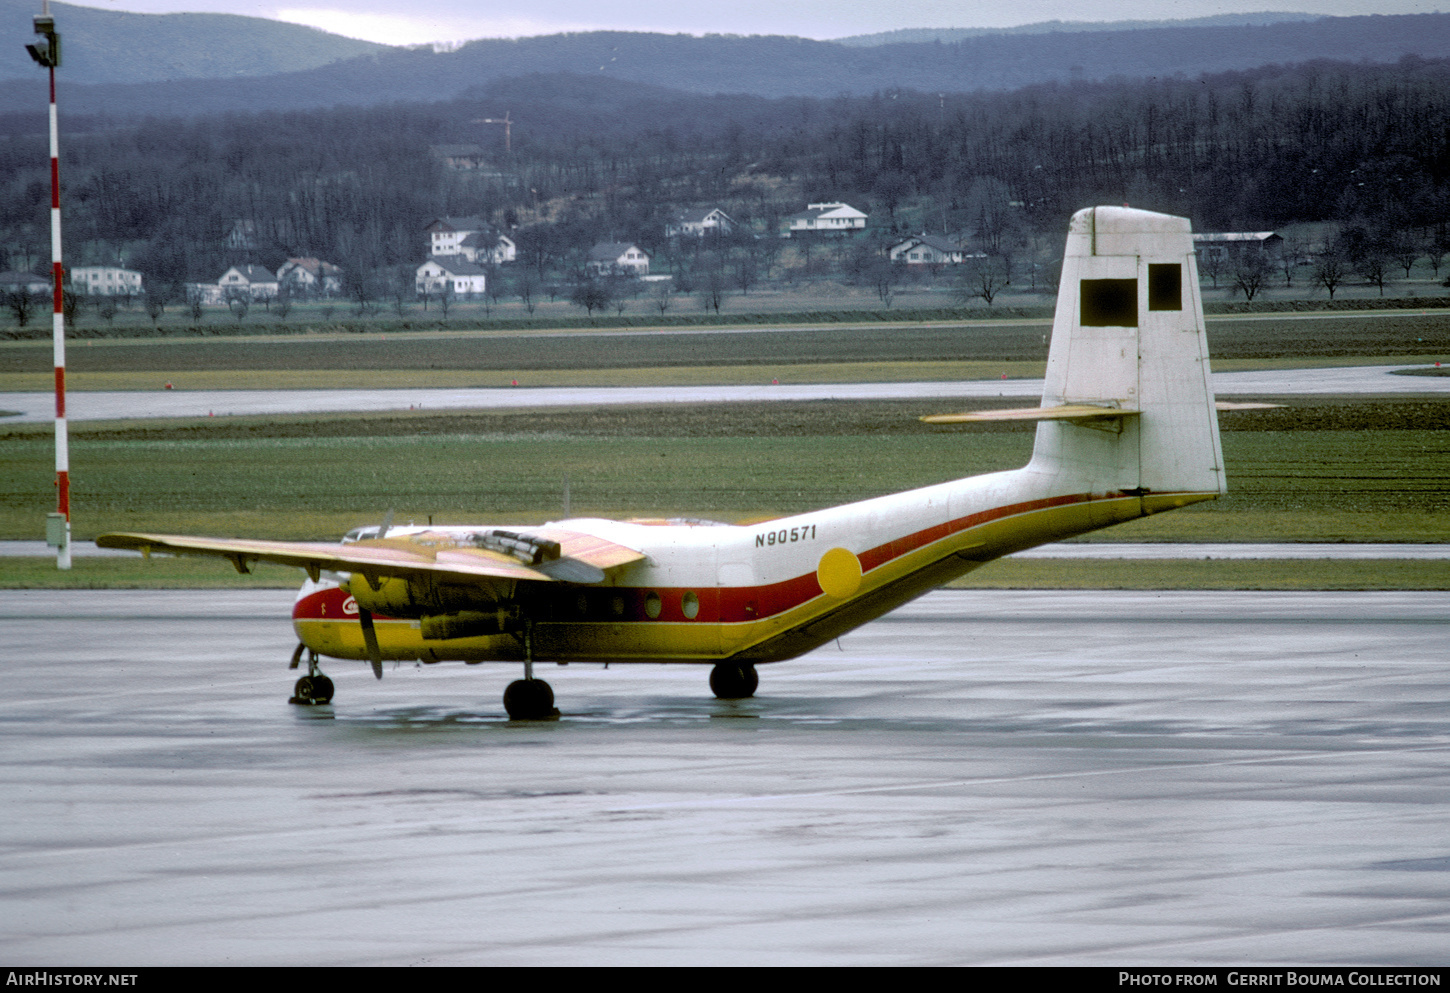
[98,206,1227,719]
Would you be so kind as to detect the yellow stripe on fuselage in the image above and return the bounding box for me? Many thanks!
[295,491,1215,667]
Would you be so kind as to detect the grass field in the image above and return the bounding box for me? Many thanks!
[1,400,1446,544]
[1,312,1446,378]
[1,311,1444,589]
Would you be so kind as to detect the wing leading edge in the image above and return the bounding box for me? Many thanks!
[95,529,647,586]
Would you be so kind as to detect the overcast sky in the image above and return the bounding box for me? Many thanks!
[81,0,1448,46]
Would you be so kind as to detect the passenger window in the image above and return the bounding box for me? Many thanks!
[1149,264,1182,311]
[1080,279,1138,327]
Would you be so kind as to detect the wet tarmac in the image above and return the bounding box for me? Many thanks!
[1,588,1447,965]
[1,365,1446,422]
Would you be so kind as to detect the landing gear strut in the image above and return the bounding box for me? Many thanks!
[288,642,334,705]
[710,662,758,699]
[504,621,558,720]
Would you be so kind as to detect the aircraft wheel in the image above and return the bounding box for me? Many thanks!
[291,674,333,705]
[504,679,557,720]
[309,674,334,703]
[709,663,758,699]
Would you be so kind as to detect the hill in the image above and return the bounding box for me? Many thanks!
[0,0,386,85]
[5,12,1450,121]
[833,12,1324,46]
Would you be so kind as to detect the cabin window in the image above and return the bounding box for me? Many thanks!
[1080,278,1138,327]
[681,591,700,620]
[644,592,662,619]
[1149,264,1182,311]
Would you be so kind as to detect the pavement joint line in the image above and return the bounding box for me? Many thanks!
[601,742,1450,813]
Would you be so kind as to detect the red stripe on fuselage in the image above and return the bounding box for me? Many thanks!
[293,491,1120,629]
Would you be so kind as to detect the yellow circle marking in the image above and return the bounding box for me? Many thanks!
[817,547,862,599]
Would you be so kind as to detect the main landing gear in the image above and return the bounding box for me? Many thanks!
[504,621,559,720]
[710,662,759,699]
[288,642,334,705]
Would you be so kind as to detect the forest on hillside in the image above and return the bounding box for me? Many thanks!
[2,55,1449,299]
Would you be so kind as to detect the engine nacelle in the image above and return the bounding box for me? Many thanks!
[420,609,518,641]
[345,572,503,619]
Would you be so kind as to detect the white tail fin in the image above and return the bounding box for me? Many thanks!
[1028,206,1226,501]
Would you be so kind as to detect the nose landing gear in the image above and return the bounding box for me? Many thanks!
[288,642,334,705]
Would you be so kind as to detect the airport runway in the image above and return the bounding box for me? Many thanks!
[1,365,1446,422]
[1,588,1446,966]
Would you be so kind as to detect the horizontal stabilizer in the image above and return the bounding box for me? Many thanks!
[923,399,1281,424]
[921,403,1140,425]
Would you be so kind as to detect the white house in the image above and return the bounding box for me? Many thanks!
[1193,231,1284,262]
[666,207,734,239]
[217,264,278,300]
[587,242,651,277]
[782,201,868,237]
[887,234,980,265]
[425,217,516,264]
[276,258,343,297]
[70,266,144,296]
[0,270,52,295]
[416,256,487,297]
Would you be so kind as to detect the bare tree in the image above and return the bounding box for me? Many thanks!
[1313,247,1349,300]
[186,286,207,322]
[145,292,166,323]
[955,255,1011,306]
[1355,248,1393,297]
[569,278,613,318]
[2,288,40,327]
[698,267,728,314]
[1199,250,1227,289]
[1389,236,1421,279]
[514,269,539,316]
[1232,250,1272,302]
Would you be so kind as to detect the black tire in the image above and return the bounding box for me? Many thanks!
[709,663,759,699]
[310,674,334,703]
[292,675,316,704]
[504,679,555,719]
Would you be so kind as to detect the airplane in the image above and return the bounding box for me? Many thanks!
[97,206,1226,719]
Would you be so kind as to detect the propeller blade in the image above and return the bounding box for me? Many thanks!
[358,605,383,679]
[377,509,395,540]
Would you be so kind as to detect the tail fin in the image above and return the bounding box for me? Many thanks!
[1028,206,1226,501]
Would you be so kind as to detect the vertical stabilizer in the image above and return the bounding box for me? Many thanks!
[1029,206,1225,499]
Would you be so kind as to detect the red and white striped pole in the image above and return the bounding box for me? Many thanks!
[28,3,68,568]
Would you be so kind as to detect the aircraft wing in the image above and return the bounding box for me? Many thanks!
[95,530,645,585]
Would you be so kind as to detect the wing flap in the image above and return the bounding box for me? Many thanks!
[532,528,648,571]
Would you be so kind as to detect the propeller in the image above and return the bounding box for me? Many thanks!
[356,509,394,680]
